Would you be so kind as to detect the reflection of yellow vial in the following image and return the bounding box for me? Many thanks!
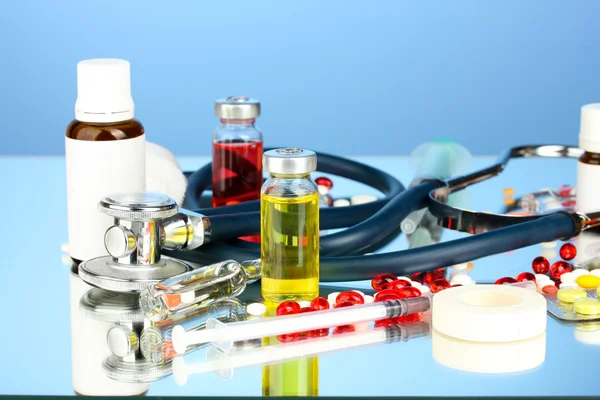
[261,304,319,396]
[261,148,320,303]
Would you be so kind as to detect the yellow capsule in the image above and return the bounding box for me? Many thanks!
[573,298,600,316]
[576,274,600,290]
[557,287,587,303]
[503,187,515,196]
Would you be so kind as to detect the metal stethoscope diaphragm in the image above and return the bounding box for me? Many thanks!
[78,192,211,292]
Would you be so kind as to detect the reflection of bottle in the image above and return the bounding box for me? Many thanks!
[69,266,149,396]
[261,306,319,396]
[65,59,146,262]
[261,148,320,302]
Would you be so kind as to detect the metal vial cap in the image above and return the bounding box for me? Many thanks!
[263,148,317,174]
[215,96,260,119]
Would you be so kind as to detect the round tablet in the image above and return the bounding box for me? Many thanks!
[557,287,587,303]
[591,269,600,278]
[450,274,474,286]
[573,298,600,316]
[350,194,378,205]
[333,199,350,207]
[327,292,340,305]
[559,281,579,289]
[298,301,311,308]
[363,294,374,304]
[572,269,589,278]
[246,302,267,316]
[576,275,600,290]
[535,274,551,282]
[560,272,576,283]
[541,241,557,249]
[396,276,412,282]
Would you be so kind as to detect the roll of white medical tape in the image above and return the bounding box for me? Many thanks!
[432,284,547,342]
[432,329,546,373]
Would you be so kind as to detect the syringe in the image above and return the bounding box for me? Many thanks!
[172,321,431,385]
[171,295,432,354]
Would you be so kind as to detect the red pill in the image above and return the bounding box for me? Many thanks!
[374,318,396,328]
[495,277,517,285]
[531,256,550,274]
[550,261,573,280]
[333,325,355,335]
[336,291,364,305]
[516,272,536,282]
[435,267,447,274]
[542,285,558,294]
[315,177,333,190]
[394,286,422,298]
[559,184,572,197]
[299,307,313,313]
[277,333,299,342]
[334,301,355,308]
[276,301,300,316]
[374,289,402,302]
[309,328,329,338]
[310,297,330,311]
[382,280,411,291]
[423,272,446,286]
[559,243,577,261]
[371,274,398,291]
[395,314,421,323]
[430,279,451,293]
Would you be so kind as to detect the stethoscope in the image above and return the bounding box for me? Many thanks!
[79,144,600,293]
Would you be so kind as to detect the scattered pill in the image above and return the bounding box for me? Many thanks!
[559,281,579,289]
[531,256,550,274]
[247,302,267,316]
[503,188,515,196]
[327,292,340,305]
[559,243,577,261]
[450,274,474,286]
[542,285,558,294]
[371,274,398,291]
[535,274,551,282]
[336,291,364,305]
[516,272,536,282]
[541,241,557,249]
[298,301,311,308]
[418,285,431,294]
[560,272,576,283]
[550,261,573,280]
[350,194,378,205]
[576,275,600,290]
[571,269,589,278]
[573,298,600,316]
[540,250,557,260]
[363,294,374,304]
[333,199,350,207]
[310,297,330,311]
[495,277,517,285]
[557,287,587,303]
[451,263,469,270]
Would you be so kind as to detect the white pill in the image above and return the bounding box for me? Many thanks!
[572,269,589,278]
[450,274,474,286]
[298,301,311,308]
[350,195,378,205]
[328,292,340,305]
[591,269,600,277]
[396,276,411,282]
[333,199,351,207]
[61,243,69,253]
[451,263,468,270]
[560,272,576,283]
[541,241,557,249]
[540,250,557,260]
[317,185,330,195]
[180,291,196,304]
[247,302,267,316]
[560,281,578,288]
[535,274,551,282]
[418,285,431,294]
[410,281,422,287]
[363,294,374,304]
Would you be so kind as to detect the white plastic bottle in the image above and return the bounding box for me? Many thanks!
[65,59,146,262]
[576,104,600,263]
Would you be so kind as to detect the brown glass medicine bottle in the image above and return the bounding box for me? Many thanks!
[65,59,146,263]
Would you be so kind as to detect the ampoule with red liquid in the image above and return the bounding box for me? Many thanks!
[212,96,263,241]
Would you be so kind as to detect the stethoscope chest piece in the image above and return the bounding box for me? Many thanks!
[78,192,194,293]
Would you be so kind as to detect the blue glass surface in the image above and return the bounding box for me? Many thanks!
[1,154,599,396]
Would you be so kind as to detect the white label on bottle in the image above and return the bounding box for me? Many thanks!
[575,161,600,263]
[65,135,146,261]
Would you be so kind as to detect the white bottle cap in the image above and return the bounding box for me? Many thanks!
[579,103,600,152]
[75,59,135,123]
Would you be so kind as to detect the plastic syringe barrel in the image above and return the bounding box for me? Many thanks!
[182,296,432,352]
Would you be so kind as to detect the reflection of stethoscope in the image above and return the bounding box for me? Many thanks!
[79,144,600,292]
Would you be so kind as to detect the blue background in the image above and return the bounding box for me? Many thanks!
[1,0,599,156]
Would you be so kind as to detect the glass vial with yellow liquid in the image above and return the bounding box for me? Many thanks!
[261,148,320,303]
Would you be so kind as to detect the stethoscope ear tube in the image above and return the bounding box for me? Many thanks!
[165,211,579,282]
